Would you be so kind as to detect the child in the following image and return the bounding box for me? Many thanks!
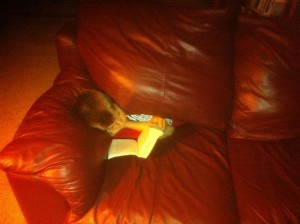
[75,89,174,139]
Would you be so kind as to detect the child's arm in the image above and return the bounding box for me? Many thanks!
[125,116,174,139]
[125,121,149,132]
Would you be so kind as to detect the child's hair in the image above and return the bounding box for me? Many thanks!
[75,90,116,128]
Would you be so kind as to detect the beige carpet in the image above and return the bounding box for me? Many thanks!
[0,17,72,224]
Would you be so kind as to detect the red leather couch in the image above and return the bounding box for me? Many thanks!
[0,1,299,223]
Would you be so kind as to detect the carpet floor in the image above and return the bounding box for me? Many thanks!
[0,16,72,224]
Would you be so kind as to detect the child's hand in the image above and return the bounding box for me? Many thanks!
[149,116,174,139]
[149,116,166,131]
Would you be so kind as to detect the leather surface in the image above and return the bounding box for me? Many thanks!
[56,22,85,71]
[77,1,235,131]
[229,137,300,223]
[0,67,111,223]
[79,125,239,224]
[7,173,69,224]
[0,2,299,224]
[229,15,300,140]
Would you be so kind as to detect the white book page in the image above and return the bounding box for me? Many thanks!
[107,127,163,159]
[108,139,138,159]
[137,127,163,158]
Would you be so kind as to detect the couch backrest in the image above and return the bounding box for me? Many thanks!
[229,15,300,140]
[77,0,237,131]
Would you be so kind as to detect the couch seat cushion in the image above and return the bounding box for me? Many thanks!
[229,138,300,223]
[78,125,239,223]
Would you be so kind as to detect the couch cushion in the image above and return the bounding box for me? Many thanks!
[78,125,240,224]
[229,15,300,140]
[148,0,227,8]
[0,68,111,223]
[228,137,300,223]
[77,1,235,131]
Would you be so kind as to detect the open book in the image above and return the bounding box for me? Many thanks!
[108,127,163,159]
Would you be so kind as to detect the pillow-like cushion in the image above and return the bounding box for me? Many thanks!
[0,68,111,223]
[77,1,235,131]
[229,16,300,140]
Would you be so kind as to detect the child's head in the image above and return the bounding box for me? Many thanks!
[75,90,126,134]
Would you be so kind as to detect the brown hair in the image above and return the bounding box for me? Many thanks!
[75,90,116,128]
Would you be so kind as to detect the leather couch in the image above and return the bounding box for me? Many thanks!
[0,1,299,223]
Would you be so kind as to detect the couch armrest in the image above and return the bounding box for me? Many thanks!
[56,21,85,71]
[0,67,111,223]
[7,173,69,224]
